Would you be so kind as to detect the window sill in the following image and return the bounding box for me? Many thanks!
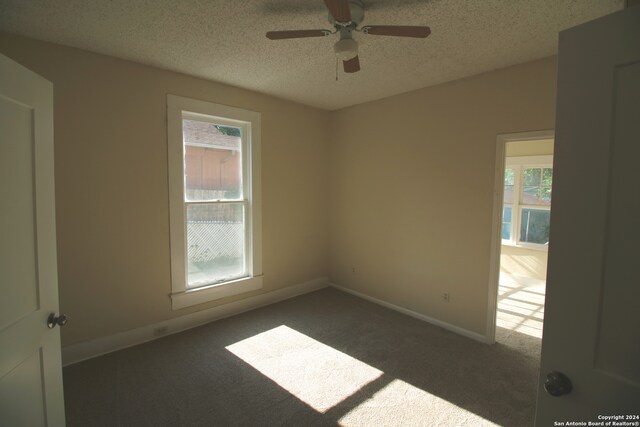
[501,241,549,252]
[171,275,263,310]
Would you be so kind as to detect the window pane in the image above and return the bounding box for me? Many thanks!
[523,168,541,186]
[186,203,246,288]
[503,206,512,222]
[521,167,552,206]
[542,167,553,186]
[502,206,512,240]
[501,223,511,240]
[503,185,514,204]
[503,168,515,204]
[519,208,550,244]
[183,119,242,201]
[504,168,515,186]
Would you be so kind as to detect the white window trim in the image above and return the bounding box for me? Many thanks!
[167,95,262,310]
[502,155,553,251]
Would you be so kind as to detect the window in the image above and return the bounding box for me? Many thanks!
[168,95,262,310]
[502,156,553,249]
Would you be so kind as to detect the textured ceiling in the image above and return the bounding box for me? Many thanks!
[0,0,624,110]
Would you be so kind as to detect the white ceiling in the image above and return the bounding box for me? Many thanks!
[0,0,624,110]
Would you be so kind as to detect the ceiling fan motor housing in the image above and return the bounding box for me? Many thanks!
[334,38,358,60]
[328,0,365,26]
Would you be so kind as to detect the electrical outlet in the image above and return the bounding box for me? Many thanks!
[153,326,169,337]
[443,292,450,303]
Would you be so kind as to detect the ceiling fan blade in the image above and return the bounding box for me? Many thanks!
[323,0,351,22]
[362,25,431,38]
[266,30,332,40]
[343,55,360,73]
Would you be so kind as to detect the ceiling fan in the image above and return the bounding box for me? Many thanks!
[266,0,431,73]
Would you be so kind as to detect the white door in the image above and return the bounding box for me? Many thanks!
[0,54,66,425]
[536,6,640,425]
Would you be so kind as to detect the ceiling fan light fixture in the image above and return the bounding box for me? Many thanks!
[334,38,358,60]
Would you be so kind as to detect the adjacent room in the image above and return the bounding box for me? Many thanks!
[1,1,639,426]
[497,136,554,341]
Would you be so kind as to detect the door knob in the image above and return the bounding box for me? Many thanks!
[47,313,68,329]
[544,371,572,396]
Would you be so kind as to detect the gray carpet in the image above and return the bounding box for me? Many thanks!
[63,287,541,426]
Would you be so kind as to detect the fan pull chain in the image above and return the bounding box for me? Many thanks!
[335,57,339,81]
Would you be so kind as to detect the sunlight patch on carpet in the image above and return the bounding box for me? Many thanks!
[339,379,498,426]
[226,325,382,413]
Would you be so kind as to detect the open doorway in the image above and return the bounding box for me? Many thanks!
[487,130,554,346]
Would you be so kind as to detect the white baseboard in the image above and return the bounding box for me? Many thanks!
[62,277,329,366]
[330,283,488,344]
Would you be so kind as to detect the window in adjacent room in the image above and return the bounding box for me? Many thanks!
[167,95,262,310]
[502,156,553,249]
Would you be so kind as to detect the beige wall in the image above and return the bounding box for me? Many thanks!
[0,33,330,346]
[501,138,554,282]
[328,57,557,335]
[505,138,554,157]
[0,31,558,344]
[500,245,548,281]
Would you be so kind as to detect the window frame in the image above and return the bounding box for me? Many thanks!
[167,95,262,310]
[502,155,552,251]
